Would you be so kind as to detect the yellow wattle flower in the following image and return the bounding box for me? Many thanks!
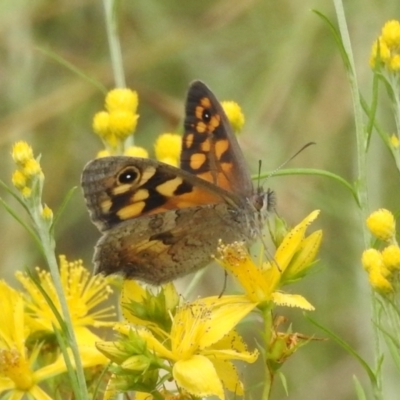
[381,244,400,271]
[105,88,138,113]
[221,101,245,133]
[366,208,396,241]
[11,141,34,165]
[154,133,182,164]
[124,146,149,158]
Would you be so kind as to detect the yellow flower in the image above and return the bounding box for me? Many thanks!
[97,149,111,158]
[368,269,393,294]
[154,133,182,165]
[366,208,396,241]
[16,256,115,332]
[11,170,26,189]
[107,296,258,400]
[390,134,400,148]
[22,159,42,178]
[124,146,149,158]
[93,111,111,138]
[0,281,67,399]
[370,39,391,68]
[21,187,32,198]
[11,141,34,165]
[381,20,400,48]
[361,248,383,272]
[217,211,321,310]
[221,101,245,133]
[41,205,53,221]
[389,54,400,71]
[109,110,139,139]
[105,88,138,113]
[382,245,400,271]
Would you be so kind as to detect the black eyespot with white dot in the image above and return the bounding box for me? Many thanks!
[202,108,211,123]
[117,167,139,184]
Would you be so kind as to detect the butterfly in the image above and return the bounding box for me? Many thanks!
[81,81,274,284]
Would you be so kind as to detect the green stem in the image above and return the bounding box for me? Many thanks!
[333,1,382,398]
[32,207,88,399]
[261,305,274,400]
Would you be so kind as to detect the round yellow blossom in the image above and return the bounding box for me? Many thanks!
[21,187,32,198]
[366,208,396,241]
[109,110,138,139]
[124,146,149,158]
[368,268,393,294]
[381,20,400,48]
[382,244,400,271]
[390,134,400,148]
[11,141,34,165]
[22,158,42,178]
[11,170,26,189]
[361,248,383,272]
[370,39,391,68]
[154,133,182,163]
[96,149,111,158]
[105,88,138,113]
[93,111,111,138]
[221,101,245,133]
[41,205,53,221]
[389,54,400,71]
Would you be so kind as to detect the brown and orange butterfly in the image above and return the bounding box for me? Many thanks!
[81,81,274,284]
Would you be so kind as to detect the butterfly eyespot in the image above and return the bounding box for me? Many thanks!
[202,108,211,123]
[117,167,139,185]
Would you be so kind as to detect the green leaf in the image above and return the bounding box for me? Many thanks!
[257,168,359,206]
[353,375,367,400]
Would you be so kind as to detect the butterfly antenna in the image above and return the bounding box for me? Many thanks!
[264,142,316,181]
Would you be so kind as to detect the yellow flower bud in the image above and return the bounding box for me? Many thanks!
[41,205,53,221]
[368,269,393,294]
[361,248,382,272]
[381,20,400,48]
[11,170,26,189]
[109,110,138,139]
[93,111,111,138]
[21,187,32,198]
[382,245,400,271]
[154,133,181,163]
[105,88,138,113]
[11,141,34,165]
[22,159,42,178]
[390,134,400,148]
[96,149,111,158]
[370,39,391,69]
[222,101,245,133]
[366,209,396,241]
[124,146,149,158]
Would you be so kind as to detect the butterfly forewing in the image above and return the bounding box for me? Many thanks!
[181,81,253,196]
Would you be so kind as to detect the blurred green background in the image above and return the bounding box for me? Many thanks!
[1,0,399,399]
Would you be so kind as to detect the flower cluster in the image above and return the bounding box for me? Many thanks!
[221,101,245,133]
[97,282,259,400]
[0,256,114,399]
[370,20,400,71]
[362,209,400,294]
[93,88,144,155]
[11,141,43,199]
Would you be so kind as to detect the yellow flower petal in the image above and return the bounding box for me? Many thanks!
[173,355,224,400]
[366,209,396,241]
[274,210,320,272]
[211,359,243,395]
[272,292,315,310]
